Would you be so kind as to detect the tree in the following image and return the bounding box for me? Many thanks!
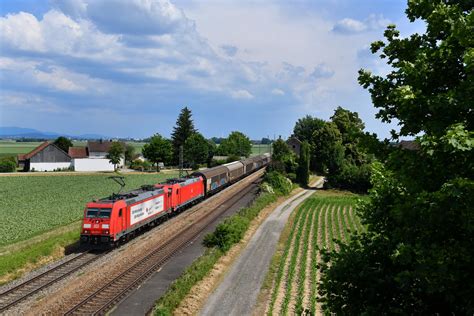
[312,122,344,175]
[296,141,310,187]
[272,138,291,162]
[171,107,197,164]
[293,115,325,143]
[124,144,135,165]
[261,137,272,145]
[330,107,367,165]
[142,134,172,172]
[54,136,73,153]
[206,139,217,166]
[320,1,474,314]
[184,133,209,169]
[107,142,124,170]
[218,131,252,157]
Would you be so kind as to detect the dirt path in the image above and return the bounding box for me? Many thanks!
[199,180,323,316]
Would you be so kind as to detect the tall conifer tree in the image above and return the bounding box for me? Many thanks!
[171,107,197,164]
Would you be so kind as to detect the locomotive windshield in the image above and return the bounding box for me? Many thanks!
[86,208,112,218]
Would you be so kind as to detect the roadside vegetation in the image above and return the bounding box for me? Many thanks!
[318,1,473,314]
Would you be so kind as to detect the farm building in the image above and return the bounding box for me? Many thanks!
[287,136,301,157]
[18,141,124,172]
[17,141,71,171]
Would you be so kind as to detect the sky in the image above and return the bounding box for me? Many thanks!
[0,0,425,140]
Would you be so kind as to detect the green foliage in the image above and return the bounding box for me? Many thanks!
[124,144,135,164]
[106,142,125,169]
[203,215,249,252]
[312,122,345,174]
[53,136,73,153]
[217,131,252,157]
[293,115,326,171]
[0,159,16,172]
[293,115,326,144]
[0,173,177,246]
[321,2,474,313]
[272,138,291,161]
[271,138,298,177]
[171,106,197,163]
[184,132,209,169]
[142,134,172,171]
[296,141,310,187]
[358,2,473,138]
[263,171,292,195]
[130,160,153,171]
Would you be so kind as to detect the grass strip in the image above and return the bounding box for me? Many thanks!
[280,201,311,315]
[0,230,79,284]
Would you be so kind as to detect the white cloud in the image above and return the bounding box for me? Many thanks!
[332,14,390,34]
[54,0,188,35]
[0,12,45,51]
[271,88,285,96]
[231,89,254,99]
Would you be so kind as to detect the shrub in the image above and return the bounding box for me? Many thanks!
[330,163,371,193]
[263,171,292,195]
[0,160,16,173]
[203,216,249,252]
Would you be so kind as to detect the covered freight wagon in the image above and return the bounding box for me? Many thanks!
[192,165,229,195]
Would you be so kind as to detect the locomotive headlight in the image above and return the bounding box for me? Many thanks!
[102,224,110,229]
[83,223,91,228]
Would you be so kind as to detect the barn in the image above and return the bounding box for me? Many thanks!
[17,141,71,171]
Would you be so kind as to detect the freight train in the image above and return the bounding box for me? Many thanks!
[80,153,271,246]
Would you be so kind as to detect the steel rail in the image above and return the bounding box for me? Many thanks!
[0,250,104,313]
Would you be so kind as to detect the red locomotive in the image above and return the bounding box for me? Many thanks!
[80,154,270,246]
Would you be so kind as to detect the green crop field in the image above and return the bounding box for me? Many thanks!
[266,192,365,315]
[0,172,177,246]
[251,144,271,156]
[0,141,42,158]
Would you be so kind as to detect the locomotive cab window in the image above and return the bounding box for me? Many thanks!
[86,208,99,218]
[86,208,112,218]
[98,208,112,218]
[119,209,123,217]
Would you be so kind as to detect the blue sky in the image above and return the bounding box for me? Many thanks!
[0,0,424,139]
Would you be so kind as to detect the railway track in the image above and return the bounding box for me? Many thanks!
[64,179,260,315]
[0,250,104,313]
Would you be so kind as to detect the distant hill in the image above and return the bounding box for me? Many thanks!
[0,126,107,140]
